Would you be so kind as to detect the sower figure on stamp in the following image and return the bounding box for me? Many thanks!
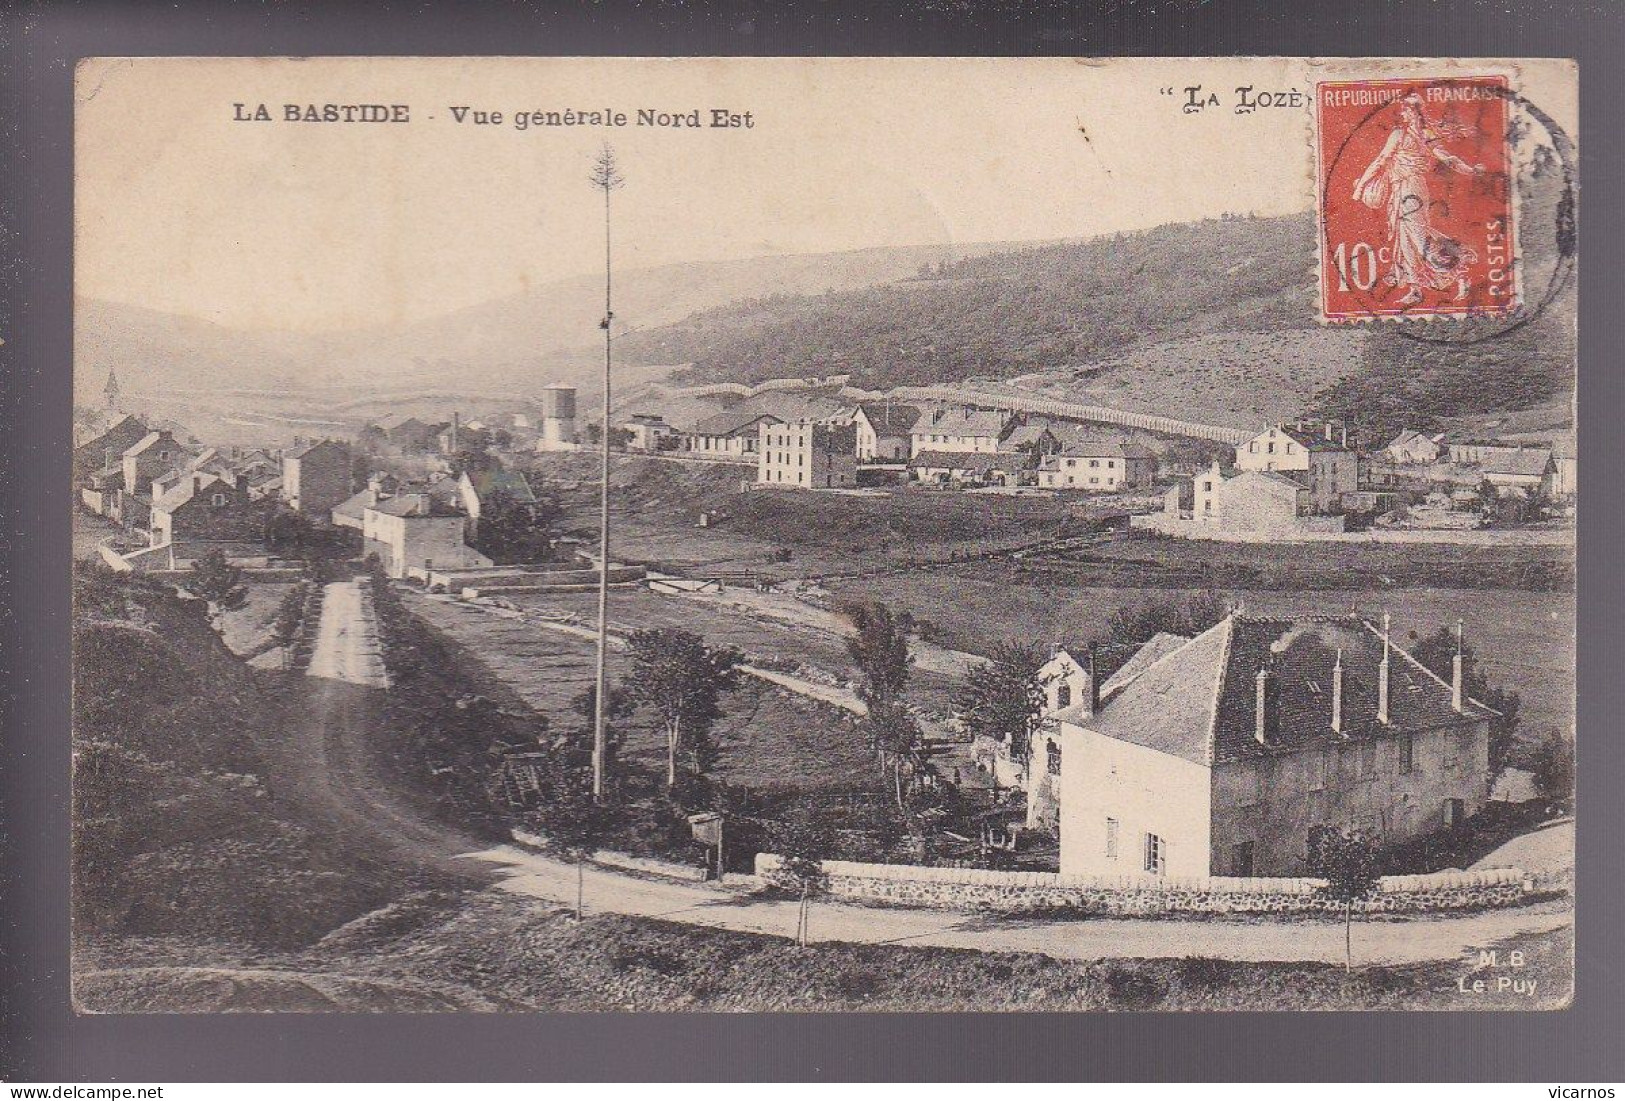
[1351,92,1486,306]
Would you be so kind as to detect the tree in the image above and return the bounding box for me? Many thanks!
[268,582,309,669]
[954,642,1049,774]
[1528,728,1574,806]
[1411,626,1522,774]
[626,628,743,787]
[557,682,634,782]
[843,600,912,707]
[1091,592,1229,682]
[1308,825,1383,972]
[863,697,926,812]
[473,489,563,564]
[772,808,834,948]
[526,770,621,921]
[187,549,247,618]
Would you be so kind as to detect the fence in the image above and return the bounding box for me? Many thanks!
[754,854,1535,915]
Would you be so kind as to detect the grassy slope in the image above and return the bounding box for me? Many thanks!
[76,890,1573,1013]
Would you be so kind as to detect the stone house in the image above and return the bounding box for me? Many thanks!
[757,421,859,488]
[621,413,679,452]
[121,430,195,498]
[74,413,150,480]
[1058,613,1493,879]
[150,471,272,548]
[909,407,1012,457]
[1233,423,1358,511]
[282,439,355,516]
[685,411,782,459]
[362,492,492,579]
[1382,429,1445,465]
[1037,441,1155,491]
[850,402,922,462]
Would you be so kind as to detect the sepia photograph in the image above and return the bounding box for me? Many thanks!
[67,55,1577,1014]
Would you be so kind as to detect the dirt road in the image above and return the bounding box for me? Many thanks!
[469,843,1573,967]
[307,580,389,688]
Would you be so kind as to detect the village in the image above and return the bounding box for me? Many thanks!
[72,357,1576,933]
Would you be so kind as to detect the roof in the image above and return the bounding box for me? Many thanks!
[908,450,1001,475]
[856,402,922,434]
[1483,450,1554,477]
[1386,429,1440,449]
[368,492,463,519]
[999,425,1057,451]
[122,431,176,458]
[691,410,783,437]
[151,472,237,514]
[285,438,348,460]
[332,488,373,521]
[1102,632,1191,700]
[917,408,1011,437]
[463,466,537,504]
[1070,613,1492,767]
[1266,426,1352,453]
[1057,439,1155,460]
[1231,468,1310,492]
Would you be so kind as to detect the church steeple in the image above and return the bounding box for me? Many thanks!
[103,369,122,412]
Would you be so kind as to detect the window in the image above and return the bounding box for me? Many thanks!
[1443,741,1461,770]
[1056,682,1072,710]
[1046,740,1061,776]
[1286,443,1295,455]
[1249,442,1258,454]
[1143,833,1166,876]
[1089,477,1099,485]
[1230,842,1255,877]
[1089,459,1100,468]
[1105,818,1119,859]
[1066,458,1077,468]
[1399,733,1414,774]
[1267,442,1276,454]
[1444,798,1465,828]
[210,492,226,507]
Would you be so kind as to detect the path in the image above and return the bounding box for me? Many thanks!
[1472,819,1574,876]
[307,580,389,688]
[467,843,1572,966]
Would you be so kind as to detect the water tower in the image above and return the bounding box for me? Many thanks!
[537,384,578,451]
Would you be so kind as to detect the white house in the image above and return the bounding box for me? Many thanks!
[757,420,858,488]
[362,492,492,579]
[685,411,782,459]
[1037,441,1156,492]
[849,402,922,462]
[1382,429,1445,466]
[909,408,1012,457]
[1233,424,1357,510]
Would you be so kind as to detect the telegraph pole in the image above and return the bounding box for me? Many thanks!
[589,143,624,800]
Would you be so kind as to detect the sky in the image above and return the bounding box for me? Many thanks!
[74,57,1571,334]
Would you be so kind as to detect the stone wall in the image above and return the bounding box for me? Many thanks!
[755,854,1533,916]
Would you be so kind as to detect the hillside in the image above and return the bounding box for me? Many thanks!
[74,239,1032,406]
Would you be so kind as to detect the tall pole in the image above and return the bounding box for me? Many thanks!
[590,144,624,800]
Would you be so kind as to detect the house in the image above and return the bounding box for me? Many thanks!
[758,421,859,489]
[331,473,401,531]
[1058,613,1493,878]
[1382,429,1444,466]
[458,466,537,535]
[121,430,195,498]
[907,450,1023,487]
[281,439,355,515]
[1140,463,1347,538]
[685,411,782,459]
[362,492,492,579]
[150,472,273,549]
[909,407,1013,457]
[1037,441,1155,492]
[850,402,922,462]
[1550,433,1576,499]
[1482,449,1556,497]
[1233,423,1357,510]
[622,413,679,452]
[74,413,151,480]
[364,414,445,453]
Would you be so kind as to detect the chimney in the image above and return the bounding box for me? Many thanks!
[1255,663,1271,745]
[1087,641,1101,715]
[193,472,206,492]
[1451,620,1465,713]
[1377,611,1392,725]
[236,472,248,494]
[1331,649,1344,734]
[1324,421,1334,442]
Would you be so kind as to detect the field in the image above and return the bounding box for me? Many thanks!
[824,567,1576,743]
[403,591,879,794]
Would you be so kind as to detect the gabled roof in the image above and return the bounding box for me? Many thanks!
[908,450,1000,475]
[332,488,373,522]
[152,472,240,514]
[285,438,349,460]
[999,424,1058,451]
[1101,632,1191,700]
[1057,439,1155,460]
[463,466,537,504]
[1258,425,1352,453]
[123,431,182,458]
[692,410,783,437]
[855,401,922,434]
[1483,450,1555,477]
[1070,613,1492,768]
[917,408,1011,437]
[1231,468,1310,492]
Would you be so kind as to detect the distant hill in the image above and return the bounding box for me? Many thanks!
[75,239,1035,406]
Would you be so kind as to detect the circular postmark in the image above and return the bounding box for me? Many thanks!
[1317,76,1575,346]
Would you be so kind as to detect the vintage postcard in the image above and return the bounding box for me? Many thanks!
[70,56,1576,1012]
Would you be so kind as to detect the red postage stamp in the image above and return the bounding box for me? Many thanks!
[1316,76,1517,320]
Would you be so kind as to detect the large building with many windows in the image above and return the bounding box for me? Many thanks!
[1057,612,1492,878]
[757,420,859,489]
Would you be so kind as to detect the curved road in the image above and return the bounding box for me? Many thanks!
[467,843,1573,966]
